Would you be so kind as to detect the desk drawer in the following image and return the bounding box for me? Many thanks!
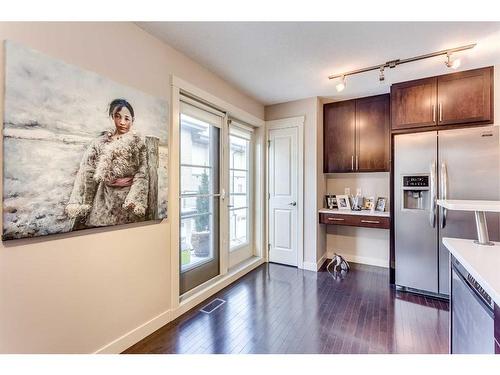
[319,212,390,229]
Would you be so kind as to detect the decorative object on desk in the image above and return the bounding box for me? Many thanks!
[327,253,350,279]
[325,194,337,209]
[350,194,362,211]
[375,197,387,212]
[336,195,351,210]
[363,196,375,210]
[2,41,169,241]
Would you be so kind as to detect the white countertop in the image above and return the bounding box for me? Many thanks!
[442,237,500,305]
[437,199,500,212]
[318,208,390,217]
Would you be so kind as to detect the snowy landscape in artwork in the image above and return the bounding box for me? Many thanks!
[2,41,169,240]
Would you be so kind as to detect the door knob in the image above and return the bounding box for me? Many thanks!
[289,201,297,206]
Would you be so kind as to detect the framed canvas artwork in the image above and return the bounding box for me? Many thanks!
[2,41,169,240]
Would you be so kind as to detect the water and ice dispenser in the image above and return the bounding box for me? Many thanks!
[401,175,430,210]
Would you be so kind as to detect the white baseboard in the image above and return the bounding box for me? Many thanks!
[94,309,172,354]
[327,251,388,268]
[301,253,327,272]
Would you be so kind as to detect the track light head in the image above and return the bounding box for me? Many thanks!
[445,53,461,69]
[379,66,385,82]
[336,76,346,92]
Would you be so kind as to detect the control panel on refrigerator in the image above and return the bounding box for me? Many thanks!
[401,174,430,210]
[403,175,429,188]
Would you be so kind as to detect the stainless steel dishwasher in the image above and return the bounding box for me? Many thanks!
[451,255,495,354]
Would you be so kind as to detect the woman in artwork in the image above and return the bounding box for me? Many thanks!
[65,98,149,227]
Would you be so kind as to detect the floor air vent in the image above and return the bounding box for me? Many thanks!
[200,298,226,314]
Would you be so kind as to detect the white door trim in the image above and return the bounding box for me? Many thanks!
[266,116,304,269]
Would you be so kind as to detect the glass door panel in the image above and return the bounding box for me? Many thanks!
[228,123,253,267]
[180,107,221,294]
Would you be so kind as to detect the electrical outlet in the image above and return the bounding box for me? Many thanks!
[356,188,362,196]
[344,187,350,195]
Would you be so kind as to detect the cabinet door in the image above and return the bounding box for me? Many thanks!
[323,100,355,173]
[356,94,390,172]
[437,67,493,126]
[391,77,437,130]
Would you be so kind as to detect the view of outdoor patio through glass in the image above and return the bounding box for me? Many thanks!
[180,112,220,273]
[229,129,251,251]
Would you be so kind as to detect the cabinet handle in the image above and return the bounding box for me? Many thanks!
[351,155,354,170]
[432,104,436,122]
[356,155,359,170]
[439,103,443,122]
[328,217,345,221]
[361,220,380,224]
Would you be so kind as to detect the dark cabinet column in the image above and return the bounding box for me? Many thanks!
[391,77,437,130]
[323,100,355,173]
[356,94,390,172]
[437,66,493,126]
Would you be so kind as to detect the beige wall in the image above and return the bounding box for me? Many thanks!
[0,22,263,353]
[265,97,324,267]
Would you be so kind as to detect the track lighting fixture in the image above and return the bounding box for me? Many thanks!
[328,43,475,90]
[379,66,385,82]
[445,53,461,69]
[336,75,346,92]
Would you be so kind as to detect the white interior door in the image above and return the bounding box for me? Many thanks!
[268,126,299,266]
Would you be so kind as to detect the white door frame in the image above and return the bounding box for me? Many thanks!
[266,116,304,269]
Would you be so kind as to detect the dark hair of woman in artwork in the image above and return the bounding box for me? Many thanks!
[108,98,135,118]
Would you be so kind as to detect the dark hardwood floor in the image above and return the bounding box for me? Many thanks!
[124,262,449,354]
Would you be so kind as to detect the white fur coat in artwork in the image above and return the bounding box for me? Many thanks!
[66,130,149,226]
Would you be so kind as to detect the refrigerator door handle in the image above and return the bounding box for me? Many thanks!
[440,162,448,229]
[430,160,437,228]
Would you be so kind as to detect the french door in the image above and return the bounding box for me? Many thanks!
[179,98,223,294]
[228,121,253,268]
[179,98,255,294]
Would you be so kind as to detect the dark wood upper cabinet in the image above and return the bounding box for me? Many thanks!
[391,66,493,131]
[437,67,493,126]
[323,94,390,173]
[323,100,355,173]
[356,95,390,172]
[391,77,437,130]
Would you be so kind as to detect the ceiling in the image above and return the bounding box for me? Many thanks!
[137,22,500,106]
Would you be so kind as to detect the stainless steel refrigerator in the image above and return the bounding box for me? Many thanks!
[394,126,499,297]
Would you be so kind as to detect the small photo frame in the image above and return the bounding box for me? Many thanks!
[326,194,338,209]
[336,195,351,210]
[363,196,375,210]
[375,197,387,212]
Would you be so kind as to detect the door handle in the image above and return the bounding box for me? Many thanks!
[429,160,437,228]
[440,162,448,229]
[289,201,297,206]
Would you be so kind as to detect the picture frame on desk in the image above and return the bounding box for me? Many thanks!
[375,197,387,212]
[362,196,375,211]
[325,194,337,209]
[336,195,351,210]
